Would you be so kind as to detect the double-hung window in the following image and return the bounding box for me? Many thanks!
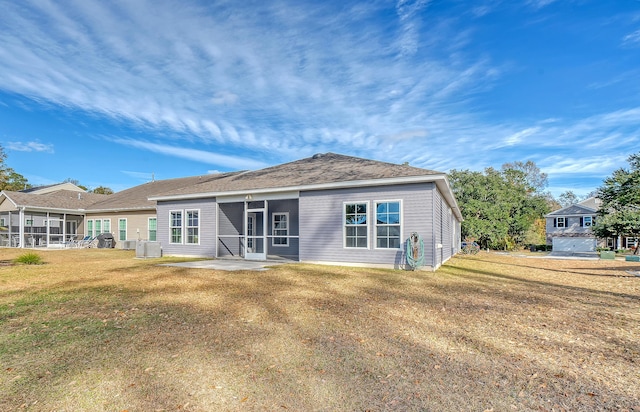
[345,202,368,248]
[376,201,401,249]
[103,219,111,234]
[556,217,566,228]
[583,216,593,227]
[272,213,288,246]
[87,220,94,237]
[95,219,102,235]
[170,211,183,244]
[148,217,157,241]
[186,210,199,244]
[118,219,127,241]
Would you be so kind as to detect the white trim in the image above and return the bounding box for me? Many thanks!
[373,199,403,250]
[118,218,127,241]
[556,217,566,228]
[271,212,289,247]
[185,209,200,245]
[169,210,183,244]
[217,191,299,204]
[148,217,157,242]
[343,200,370,249]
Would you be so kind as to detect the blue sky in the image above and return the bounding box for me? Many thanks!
[1,0,639,196]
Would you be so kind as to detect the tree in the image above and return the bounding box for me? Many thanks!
[0,144,31,191]
[449,162,550,250]
[557,191,580,208]
[593,152,640,254]
[501,160,548,193]
[91,186,114,195]
[63,178,88,191]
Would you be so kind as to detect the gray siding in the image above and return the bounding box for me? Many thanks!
[157,198,217,257]
[266,199,299,260]
[299,183,436,268]
[546,216,596,244]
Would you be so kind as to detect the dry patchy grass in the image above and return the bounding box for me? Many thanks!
[0,248,638,411]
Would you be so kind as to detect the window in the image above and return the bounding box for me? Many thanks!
[103,219,111,234]
[626,237,638,248]
[118,219,127,241]
[376,201,401,249]
[272,213,289,246]
[95,219,102,235]
[556,217,565,228]
[170,211,182,244]
[345,202,368,248]
[583,216,592,227]
[25,219,33,226]
[148,217,157,241]
[186,210,199,244]
[0,218,5,227]
[87,219,94,237]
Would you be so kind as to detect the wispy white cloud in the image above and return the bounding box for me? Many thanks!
[622,29,640,47]
[109,137,268,170]
[0,0,637,197]
[6,141,54,153]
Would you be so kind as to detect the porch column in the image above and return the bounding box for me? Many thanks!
[19,208,25,248]
[46,212,50,247]
[62,213,67,245]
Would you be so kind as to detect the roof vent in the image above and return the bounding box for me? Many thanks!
[77,193,82,200]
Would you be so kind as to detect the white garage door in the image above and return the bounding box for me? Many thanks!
[552,237,597,252]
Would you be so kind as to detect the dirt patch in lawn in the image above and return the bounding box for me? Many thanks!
[0,248,638,411]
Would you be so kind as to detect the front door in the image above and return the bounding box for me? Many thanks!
[245,208,266,260]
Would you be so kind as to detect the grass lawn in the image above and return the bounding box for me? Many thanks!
[0,249,638,411]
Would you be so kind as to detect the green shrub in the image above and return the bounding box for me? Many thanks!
[14,252,44,265]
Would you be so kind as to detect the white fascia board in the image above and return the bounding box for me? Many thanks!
[0,192,19,209]
[20,206,88,214]
[85,207,156,214]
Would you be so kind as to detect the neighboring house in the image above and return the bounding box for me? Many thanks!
[545,197,601,252]
[150,153,463,270]
[83,174,234,248]
[0,184,108,247]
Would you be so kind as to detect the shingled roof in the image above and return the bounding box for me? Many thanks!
[152,153,443,199]
[1,190,109,212]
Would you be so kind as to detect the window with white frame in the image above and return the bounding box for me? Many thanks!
[556,217,566,228]
[626,237,638,248]
[170,211,182,244]
[375,201,401,249]
[186,210,199,244]
[103,219,111,234]
[118,219,127,241]
[148,217,157,241]
[272,212,288,246]
[87,219,94,237]
[583,216,592,227]
[345,202,368,248]
[0,217,6,227]
[95,219,102,235]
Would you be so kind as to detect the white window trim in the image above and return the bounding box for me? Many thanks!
[169,210,183,244]
[583,216,592,227]
[185,209,200,245]
[556,217,566,228]
[87,219,94,237]
[0,217,5,226]
[148,217,157,241]
[272,212,289,247]
[343,200,370,249]
[374,199,403,250]
[103,219,111,234]
[118,218,127,241]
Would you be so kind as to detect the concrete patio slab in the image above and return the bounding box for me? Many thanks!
[160,258,290,271]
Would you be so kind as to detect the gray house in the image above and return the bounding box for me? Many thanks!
[545,197,601,252]
[150,153,463,270]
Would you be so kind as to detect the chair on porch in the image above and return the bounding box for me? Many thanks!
[76,236,97,248]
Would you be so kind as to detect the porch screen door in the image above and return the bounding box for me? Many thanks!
[245,208,266,260]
